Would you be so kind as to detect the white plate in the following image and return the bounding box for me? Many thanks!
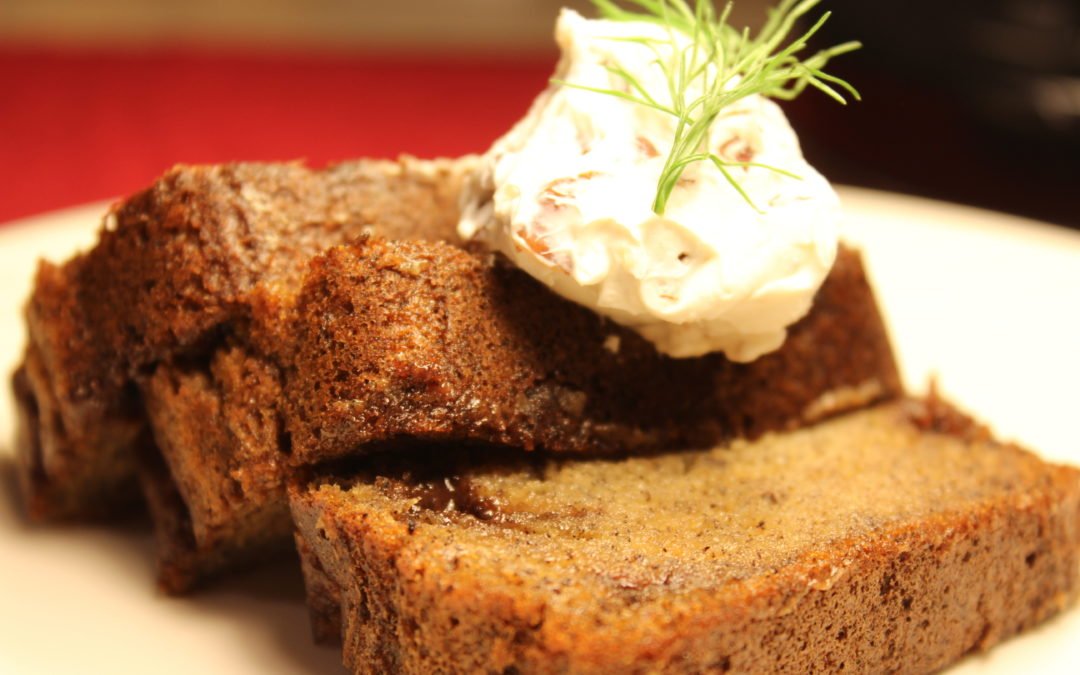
[0,189,1078,674]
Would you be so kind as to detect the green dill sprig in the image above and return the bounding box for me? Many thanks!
[555,0,860,215]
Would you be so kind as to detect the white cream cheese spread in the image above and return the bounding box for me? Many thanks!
[458,9,840,361]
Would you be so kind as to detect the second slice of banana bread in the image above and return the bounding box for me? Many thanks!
[291,399,1080,674]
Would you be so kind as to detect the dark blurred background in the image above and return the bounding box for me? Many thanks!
[794,0,1080,229]
[0,0,1077,227]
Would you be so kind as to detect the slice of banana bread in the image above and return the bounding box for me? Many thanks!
[15,156,471,520]
[290,399,1080,674]
[281,241,900,465]
[28,157,469,421]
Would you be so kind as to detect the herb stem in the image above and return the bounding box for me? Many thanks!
[562,0,859,215]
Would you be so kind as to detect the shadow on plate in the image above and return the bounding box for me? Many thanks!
[0,451,342,673]
[187,557,347,673]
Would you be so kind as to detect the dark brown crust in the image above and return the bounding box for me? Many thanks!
[290,401,1080,674]
[29,159,466,422]
[16,157,469,522]
[11,365,42,517]
[283,241,901,463]
[135,446,210,594]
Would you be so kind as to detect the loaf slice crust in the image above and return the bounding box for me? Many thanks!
[15,156,471,520]
[290,400,1080,674]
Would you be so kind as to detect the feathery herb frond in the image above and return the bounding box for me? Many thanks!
[559,0,859,214]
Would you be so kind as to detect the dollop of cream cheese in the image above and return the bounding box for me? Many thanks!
[458,9,840,361]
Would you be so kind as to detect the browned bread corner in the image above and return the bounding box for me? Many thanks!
[14,156,471,520]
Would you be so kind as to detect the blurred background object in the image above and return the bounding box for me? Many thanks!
[0,0,600,52]
[791,0,1080,229]
[0,0,1076,226]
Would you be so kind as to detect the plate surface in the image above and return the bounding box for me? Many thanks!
[0,189,1078,674]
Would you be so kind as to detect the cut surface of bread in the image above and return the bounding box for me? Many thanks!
[291,399,1080,674]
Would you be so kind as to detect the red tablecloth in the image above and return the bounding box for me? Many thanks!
[0,46,554,225]
[4,46,1077,229]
